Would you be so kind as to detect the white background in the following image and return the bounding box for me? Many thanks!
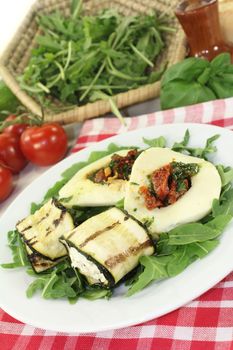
[0,0,35,55]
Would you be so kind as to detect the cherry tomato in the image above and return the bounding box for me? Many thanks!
[0,165,14,202]
[0,133,28,173]
[3,115,28,138]
[20,123,68,166]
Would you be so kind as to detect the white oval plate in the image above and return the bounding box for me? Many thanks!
[0,123,233,333]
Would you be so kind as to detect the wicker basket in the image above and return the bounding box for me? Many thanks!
[0,0,186,124]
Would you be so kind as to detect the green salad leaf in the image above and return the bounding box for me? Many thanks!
[160,53,233,110]
[216,165,233,187]
[1,230,29,269]
[0,81,21,119]
[26,260,84,301]
[172,130,220,159]
[20,1,171,121]
[212,188,233,217]
[126,237,221,297]
[81,287,112,300]
[126,255,169,296]
[127,184,233,296]
[167,215,231,245]
[115,198,125,210]
[143,136,166,148]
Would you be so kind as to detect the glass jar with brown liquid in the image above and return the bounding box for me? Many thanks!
[175,0,233,61]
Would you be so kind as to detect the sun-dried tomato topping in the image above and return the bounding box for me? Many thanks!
[139,186,163,210]
[93,168,107,183]
[90,149,139,183]
[139,162,198,210]
[151,164,171,201]
[110,149,138,180]
[167,178,189,205]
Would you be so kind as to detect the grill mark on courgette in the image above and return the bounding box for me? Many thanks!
[37,212,50,225]
[79,221,121,248]
[20,225,32,232]
[27,248,62,273]
[22,235,36,242]
[18,212,50,234]
[53,210,66,228]
[104,240,152,268]
[45,229,52,236]
[23,236,66,262]
[35,210,51,225]
[23,236,38,246]
[29,240,38,246]
[30,254,53,268]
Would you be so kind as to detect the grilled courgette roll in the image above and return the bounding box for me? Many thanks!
[16,198,74,272]
[25,245,63,273]
[61,208,154,287]
[58,149,138,208]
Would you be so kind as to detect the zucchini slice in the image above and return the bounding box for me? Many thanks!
[61,208,154,287]
[25,245,63,273]
[58,150,134,207]
[124,147,221,235]
[16,198,74,261]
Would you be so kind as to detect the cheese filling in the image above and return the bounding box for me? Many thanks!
[69,247,108,285]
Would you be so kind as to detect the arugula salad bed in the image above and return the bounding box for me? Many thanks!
[2,130,233,302]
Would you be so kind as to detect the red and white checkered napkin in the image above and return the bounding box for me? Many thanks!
[1,98,233,350]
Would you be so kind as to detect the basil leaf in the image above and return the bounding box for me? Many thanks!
[160,53,233,110]
[208,78,233,99]
[210,53,231,73]
[161,81,216,110]
[161,57,209,85]
[197,67,211,85]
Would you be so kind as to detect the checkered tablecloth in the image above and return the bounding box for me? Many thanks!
[1,98,233,350]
